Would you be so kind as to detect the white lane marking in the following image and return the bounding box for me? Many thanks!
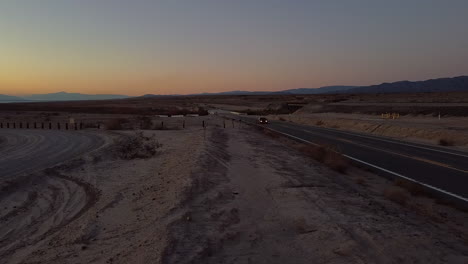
[256,122,468,203]
[344,155,468,203]
[277,122,468,159]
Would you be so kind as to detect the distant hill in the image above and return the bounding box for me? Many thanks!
[0,94,25,102]
[23,92,130,101]
[278,86,357,94]
[346,76,468,94]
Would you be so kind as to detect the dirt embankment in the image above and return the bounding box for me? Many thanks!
[161,127,468,263]
[269,112,468,148]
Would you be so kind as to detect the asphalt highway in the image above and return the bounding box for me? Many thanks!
[0,130,105,179]
[236,115,468,203]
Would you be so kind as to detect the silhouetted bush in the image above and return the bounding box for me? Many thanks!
[106,118,129,130]
[438,138,455,146]
[115,132,162,160]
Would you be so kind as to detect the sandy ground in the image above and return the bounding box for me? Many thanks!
[1,122,468,263]
[269,112,468,149]
[163,127,468,263]
[0,128,206,264]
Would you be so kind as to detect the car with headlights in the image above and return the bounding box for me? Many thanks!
[257,117,269,124]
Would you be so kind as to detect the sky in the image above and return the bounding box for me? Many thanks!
[1,0,468,96]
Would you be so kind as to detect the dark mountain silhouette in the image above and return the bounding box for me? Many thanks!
[345,76,468,94]
[22,92,130,101]
[278,86,356,94]
[0,94,25,102]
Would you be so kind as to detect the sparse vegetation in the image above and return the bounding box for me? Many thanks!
[384,187,410,205]
[438,138,455,146]
[114,132,162,159]
[394,179,425,196]
[315,120,324,126]
[299,145,349,173]
[106,118,130,130]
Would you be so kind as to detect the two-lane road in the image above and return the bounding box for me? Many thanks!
[235,115,468,203]
[0,130,105,179]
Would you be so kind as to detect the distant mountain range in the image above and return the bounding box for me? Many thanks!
[1,76,468,102]
[0,92,130,102]
[344,76,468,94]
[0,94,26,102]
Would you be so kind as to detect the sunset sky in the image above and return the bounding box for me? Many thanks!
[1,0,468,96]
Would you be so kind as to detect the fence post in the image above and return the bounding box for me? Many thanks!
[74,123,77,130]
[19,122,22,129]
[202,120,205,128]
[7,123,10,129]
[0,123,2,129]
[41,123,44,129]
[161,121,164,129]
[80,123,83,130]
[13,123,16,129]
[57,123,61,130]
[66,123,68,130]
[49,123,52,129]
[183,120,185,129]
[26,123,29,129]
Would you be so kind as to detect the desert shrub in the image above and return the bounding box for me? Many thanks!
[106,118,129,130]
[300,145,349,173]
[279,117,286,121]
[384,187,410,205]
[198,107,209,116]
[394,179,425,196]
[315,120,324,126]
[438,138,455,146]
[354,177,366,185]
[323,150,349,173]
[114,132,162,159]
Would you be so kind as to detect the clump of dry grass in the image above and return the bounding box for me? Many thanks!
[384,187,410,205]
[114,132,162,159]
[315,120,324,126]
[394,179,425,196]
[299,145,349,173]
[354,177,366,185]
[438,138,455,146]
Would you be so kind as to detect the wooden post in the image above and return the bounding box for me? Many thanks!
[58,123,61,130]
[66,123,68,130]
[41,123,44,129]
[49,123,52,129]
[202,120,205,128]
[13,123,16,129]
[74,123,78,130]
[0,123,2,129]
[223,120,226,128]
[7,123,9,129]
[80,123,83,130]
[19,122,22,129]
[26,123,29,129]
[161,121,164,129]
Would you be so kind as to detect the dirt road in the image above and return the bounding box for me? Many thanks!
[0,130,105,264]
[0,130,105,180]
